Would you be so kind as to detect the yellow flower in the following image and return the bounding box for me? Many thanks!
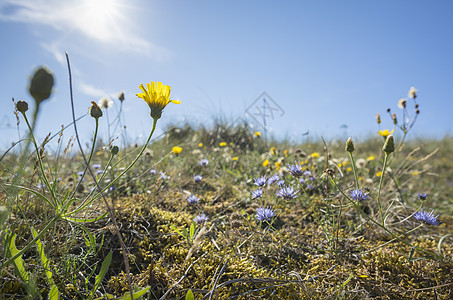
[376,171,383,177]
[275,161,281,170]
[254,131,261,137]
[172,146,182,154]
[284,150,288,158]
[262,159,269,167]
[378,129,394,138]
[411,171,420,176]
[367,155,375,161]
[310,152,320,158]
[346,167,352,172]
[219,142,227,147]
[232,156,239,161]
[270,147,276,155]
[136,81,181,120]
[198,143,203,147]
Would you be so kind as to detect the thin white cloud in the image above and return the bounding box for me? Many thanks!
[0,0,168,59]
[79,82,109,99]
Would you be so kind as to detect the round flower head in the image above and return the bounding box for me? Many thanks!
[254,176,267,187]
[267,175,280,185]
[194,214,209,224]
[286,161,303,177]
[251,189,263,199]
[412,209,440,226]
[187,194,200,205]
[256,206,275,222]
[136,81,181,120]
[276,185,299,200]
[276,180,285,186]
[98,97,113,109]
[349,189,369,202]
[418,193,427,200]
[199,158,209,166]
[193,175,203,183]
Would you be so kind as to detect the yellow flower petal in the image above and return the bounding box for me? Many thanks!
[172,146,182,154]
[219,142,227,147]
[137,81,180,120]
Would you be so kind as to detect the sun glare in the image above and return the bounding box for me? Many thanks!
[79,0,124,41]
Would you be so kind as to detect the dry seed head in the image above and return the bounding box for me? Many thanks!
[118,91,125,102]
[110,145,119,155]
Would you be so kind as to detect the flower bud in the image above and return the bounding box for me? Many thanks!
[16,100,29,113]
[28,66,54,104]
[118,91,125,102]
[89,101,103,119]
[392,113,397,125]
[376,113,381,124]
[111,145,119,156]
[382,135,395,154]
[345,137,354,153]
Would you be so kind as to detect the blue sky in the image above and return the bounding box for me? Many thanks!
[0,0,452,150]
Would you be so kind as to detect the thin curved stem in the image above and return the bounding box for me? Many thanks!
[376,153,389,226]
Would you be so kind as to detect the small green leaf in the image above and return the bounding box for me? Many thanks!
[185,289,194,300]
[88,251,112,300]
[62,211,108,223]
[32,227,54,286]
[116,286,151,300]
[170,224,186,239]
[48,284,59,300]
[189,222,196,240]
[5,233,29,282]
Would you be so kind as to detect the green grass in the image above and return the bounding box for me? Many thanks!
[1,122,452,299]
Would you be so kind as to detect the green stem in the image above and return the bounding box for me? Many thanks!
[348,152,359,190]
[376,152,389,226]
[93,118,158,198]
[69,118,99,202]
[22,112,58,206]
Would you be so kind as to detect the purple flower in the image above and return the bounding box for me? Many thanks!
[267,175,280,185]
[418,193,427,200]
[306,184,315,190]
[254,176,267,187]
[276,185,299,200]
[413,209,441,226]
[159,172,167,179]
[349,189,369,202]
[150,169,157,175]
[77,171,84,176]
[276,180,285,186]
[96,170,103,175]
[298,178,305,184]
[187,194,200,205]
[256,206,275,222]
[286,161,303,177]
[303,170,312,176]
[251,189,263,199]
[93,164,101,169]
[194,214,209,224]
[193,175,203,183]
[199,159,209,166]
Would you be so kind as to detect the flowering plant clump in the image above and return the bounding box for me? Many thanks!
[194,214,209,224]
[286,161,303,177]
[267,175,280,185]
[199,159,209,166]
[349,189,369,202]
[276,185,299,200]
[256,206,275,222]
[136,81,181,120]
[412,210,441,226]
[251,189,263,199]
[253,176,267,187]
[193,175,203,183]
[187,194,200,205]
